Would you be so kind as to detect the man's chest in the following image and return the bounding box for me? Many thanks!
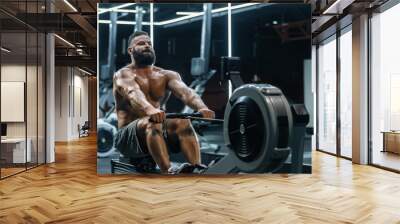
[135,74,167,101]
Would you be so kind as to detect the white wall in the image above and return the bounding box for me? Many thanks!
[54,66,89,141]
[55,66,68,141]
[1,65,42,137]
[1,65,27,140]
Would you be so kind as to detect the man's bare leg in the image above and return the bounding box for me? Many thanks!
[138,119,171,173]
[172,119,201,165]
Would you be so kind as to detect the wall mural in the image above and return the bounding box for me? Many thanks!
[97,3,312,175]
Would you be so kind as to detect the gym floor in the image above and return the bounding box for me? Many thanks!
[1,134,400,223]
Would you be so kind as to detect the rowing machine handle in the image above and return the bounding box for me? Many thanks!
[165,112,203,119]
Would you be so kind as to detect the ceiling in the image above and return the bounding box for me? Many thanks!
[0,0,100,74]
[0,0,393,75]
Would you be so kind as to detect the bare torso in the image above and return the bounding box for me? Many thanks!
[114,66,171,128]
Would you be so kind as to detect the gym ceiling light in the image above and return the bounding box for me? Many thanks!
[176,12,201,16]
[98,20,151,25]
[157,3,259,26]
[97,9,143,14]
[98,3,136,15]
[1,47,11,53]
[78,67,93,76]
[98,3,259,26]
[322,0,353,15]
[150,3,154,44]
[54,34,75,48]
[63,0,78,12]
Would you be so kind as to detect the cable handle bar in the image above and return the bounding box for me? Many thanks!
[165,112,223,123]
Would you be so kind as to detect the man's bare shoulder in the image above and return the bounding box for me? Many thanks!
[156,68,180,79]
[114,66,135,79]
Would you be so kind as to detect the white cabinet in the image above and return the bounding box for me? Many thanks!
[1,138,32,163]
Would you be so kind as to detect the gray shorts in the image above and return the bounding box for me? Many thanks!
[115,120,175,158]
[115,120,148,158]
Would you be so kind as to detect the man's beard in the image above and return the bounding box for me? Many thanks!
[132,49,155,67]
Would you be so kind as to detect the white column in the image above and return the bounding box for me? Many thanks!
[352,14,369,164]
[45,0,56,163]
[46,33,55,163]
[311,45,317,150]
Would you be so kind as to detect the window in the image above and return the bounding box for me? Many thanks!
[370,3,400,171]
[0,1,46,179]
[339,27,352,158]
[317,35,337,154]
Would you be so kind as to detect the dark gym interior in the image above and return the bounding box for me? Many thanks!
[97,3,312,175]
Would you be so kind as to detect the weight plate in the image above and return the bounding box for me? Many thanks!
[97,119,117,157]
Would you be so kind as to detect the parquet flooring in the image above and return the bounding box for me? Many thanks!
[1,167,26,177]
[1,135,400,223]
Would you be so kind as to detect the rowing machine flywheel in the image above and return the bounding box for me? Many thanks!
[222,84,293,173]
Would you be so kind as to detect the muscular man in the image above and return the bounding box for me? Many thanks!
[113,31,215,174]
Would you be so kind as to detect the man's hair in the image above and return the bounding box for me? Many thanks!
[128,31,149,46]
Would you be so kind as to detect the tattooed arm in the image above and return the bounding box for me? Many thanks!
[165,70,214,118]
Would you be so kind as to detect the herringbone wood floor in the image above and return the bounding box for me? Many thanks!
[1,135,400,224]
